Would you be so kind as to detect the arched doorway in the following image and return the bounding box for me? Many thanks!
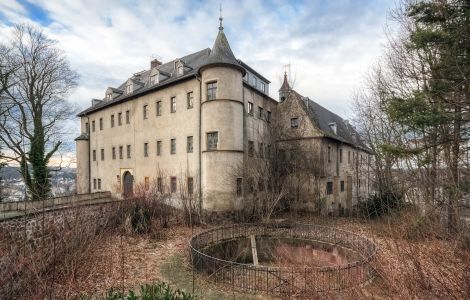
[123,171,133,197]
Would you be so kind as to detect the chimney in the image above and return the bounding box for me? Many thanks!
[150,58,162,69]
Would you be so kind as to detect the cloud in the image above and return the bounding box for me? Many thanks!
[0,0,394,166]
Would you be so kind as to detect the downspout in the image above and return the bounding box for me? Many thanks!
[85,114,91,194]
[197,75,202,212]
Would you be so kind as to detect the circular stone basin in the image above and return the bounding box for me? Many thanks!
[190,223,376,295]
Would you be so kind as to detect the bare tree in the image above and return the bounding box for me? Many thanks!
[0,24,78,201]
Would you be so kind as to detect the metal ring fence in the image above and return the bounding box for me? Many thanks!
[189,223,376,296]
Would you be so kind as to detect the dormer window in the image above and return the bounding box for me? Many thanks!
[174,60,184,76]
[125,83,133,95]
[149,68,159,86]
[106,93,112,100]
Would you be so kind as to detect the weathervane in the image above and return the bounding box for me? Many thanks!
[219,4,223,31]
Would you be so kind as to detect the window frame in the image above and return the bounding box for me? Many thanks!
[170,97,176,113]
[118,112,122,126]
[340,180,345,192]
[187,91,194,109]
[127,145,131,159]
[187,136,193,153]
[100,148,105,161]
[92,149,96,161]
[207,132,218,150]
[112,147,116,160]
[119,146,123,159]
[143,104,148,119]
[290,117,299,128]
[99,118,103,130]
[326,182,333,195]
[170,138,176,154]
[92,120,95,132]
[144,142,149,157]
[111,115,115,128]
[170,176,177,193]
[157,140,162,156]
[126,110,130,124]
[207,81,217,101]
[248,102,253,115]
[258,106,263,119]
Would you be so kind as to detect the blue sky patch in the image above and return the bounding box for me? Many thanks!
[17,0,52,26]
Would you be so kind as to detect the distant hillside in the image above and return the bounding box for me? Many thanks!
[0,166,76,180]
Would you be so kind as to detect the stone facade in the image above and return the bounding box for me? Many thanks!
[75,22,372,214]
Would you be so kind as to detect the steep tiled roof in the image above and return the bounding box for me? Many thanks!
[292,91,371,153]
[78,48,210,116]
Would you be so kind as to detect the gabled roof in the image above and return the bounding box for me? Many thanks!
[78,48,210,116]
[291,91,371,153]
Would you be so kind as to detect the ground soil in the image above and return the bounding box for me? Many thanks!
[51,214,469,299]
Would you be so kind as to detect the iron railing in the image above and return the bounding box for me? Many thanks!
[189,223,376,296]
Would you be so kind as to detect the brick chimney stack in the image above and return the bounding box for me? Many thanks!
[150,58,162,69]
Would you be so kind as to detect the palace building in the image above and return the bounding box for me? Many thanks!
[75,18,372,214]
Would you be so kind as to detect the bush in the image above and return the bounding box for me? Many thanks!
[127,202,151,234]
[358,190,404,219]
[105,281,195,300]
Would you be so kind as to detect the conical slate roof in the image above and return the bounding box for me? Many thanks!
[279,72,290,91]
[198,22,245,75]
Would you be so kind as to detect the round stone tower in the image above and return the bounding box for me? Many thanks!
[199,18,246,211]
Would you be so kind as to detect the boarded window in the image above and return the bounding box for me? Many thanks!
[207,82,217,100]
[207,132,218,150]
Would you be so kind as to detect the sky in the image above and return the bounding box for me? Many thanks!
[0,0,395,167]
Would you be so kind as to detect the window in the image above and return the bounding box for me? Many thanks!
[100,148,105,161]
[111,115,115,128]
[339,148,343,163]
[92,150,96,161]
[157,140,162,156]
[85,122,89,134]
[187,91,194,109]
[98,179,101,190]
[126,110,130,124]
[340,181,345,192]
[259,81,266,93]
[119,146,123,159]
[171,139,176,154]
[290,117,299,128]
[143,105,148,119]
[207,132,218,150]
[328,146,331,163]
[187,177,193,195]
[248,141,254,157]
[126,83,132,94]
[112,147,116,160]
[118,112,122,126]
[127,145,131,159]
[170,97,176,113]
[170,177,177,193]
[92,120,95,132]
[187,136,193,153]
[99,118,103,130]
[145,177,149,190]
[144,142,149,157]
[236,178,242,196]
[248,102,253,115]
[177,63,183,76]
[157,177,163,192]
[106,93,112,100]
[267,111,271,123]
[258,106,263,119]
[259,142,264,158]
[348,151,351,164]
[326,182,333,195]
[93,178,97,189]
[156,101,162,116]
[207,82,217,100]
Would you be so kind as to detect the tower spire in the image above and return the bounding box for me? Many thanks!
[219,4,223,31]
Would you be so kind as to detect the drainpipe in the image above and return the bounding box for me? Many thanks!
[197,75,202,212]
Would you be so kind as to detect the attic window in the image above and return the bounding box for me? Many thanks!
[106,93,112,100]
[290,117,299,128]
[329,122,337,134]
[150,70,159,85]
[175,60,184,76]
[125,83,133,94]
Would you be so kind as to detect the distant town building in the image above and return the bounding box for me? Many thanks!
[75,18,372,213]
